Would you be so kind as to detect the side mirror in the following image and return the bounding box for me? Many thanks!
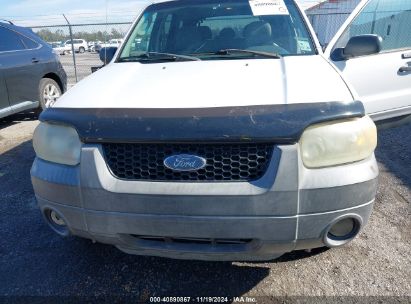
[331,34,382,61]
[99,47,118,65]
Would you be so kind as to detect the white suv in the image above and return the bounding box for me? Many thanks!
[31,0,410,261]
[325,0,411,123]
[65,39,88,53]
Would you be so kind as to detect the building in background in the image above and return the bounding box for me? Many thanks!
[306,0,361,47]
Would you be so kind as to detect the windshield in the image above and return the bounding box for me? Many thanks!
[119,0,315,62]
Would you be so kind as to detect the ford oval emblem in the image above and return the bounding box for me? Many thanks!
[164,154,207,172]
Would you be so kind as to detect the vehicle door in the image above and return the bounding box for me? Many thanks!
[0,25,43,107]
[0,66,10,115]
[325,0,411,123]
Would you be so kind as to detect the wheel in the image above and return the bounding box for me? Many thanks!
[39,78,62,110]
[79,47,85,53]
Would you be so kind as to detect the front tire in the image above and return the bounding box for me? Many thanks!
[79,47,85,53]
[39,78,62,110]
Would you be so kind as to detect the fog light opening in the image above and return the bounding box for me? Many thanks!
[324,216,362,247]
[44,209,70,237]
[50,210,66,226]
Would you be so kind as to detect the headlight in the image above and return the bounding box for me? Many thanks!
[300,116,377,168]
[33,123,81,166]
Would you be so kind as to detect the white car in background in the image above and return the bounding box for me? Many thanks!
[51,42,72,55]
[65,39,88,53]
[87,41,94,51]
[96,39,123,52]
[88,41,102,52]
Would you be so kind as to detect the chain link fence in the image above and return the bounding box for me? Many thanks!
[305,0,361,48]
[30,22,132,86]
[306,13,352,48]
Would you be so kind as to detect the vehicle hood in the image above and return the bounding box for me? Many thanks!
[55,55,354,109]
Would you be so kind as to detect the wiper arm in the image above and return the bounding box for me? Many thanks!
[118,52,201,62]
[217,49,282,59]
[194,49,281,59]
[153,52,201,61]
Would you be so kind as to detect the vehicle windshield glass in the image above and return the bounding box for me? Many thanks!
[119,0,315,62]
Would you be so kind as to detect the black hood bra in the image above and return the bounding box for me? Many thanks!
[40,101,365,144]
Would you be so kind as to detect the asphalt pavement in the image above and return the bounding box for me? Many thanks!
[59,52,102,86]
[0,112,410,303]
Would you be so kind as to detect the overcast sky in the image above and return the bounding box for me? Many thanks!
[0,0,325,25]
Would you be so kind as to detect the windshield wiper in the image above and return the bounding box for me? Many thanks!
[194,49,282,59]
[118,52,201,62]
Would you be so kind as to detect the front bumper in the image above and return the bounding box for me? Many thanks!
[31,144,378,261]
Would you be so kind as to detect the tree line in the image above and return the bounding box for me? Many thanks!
[34,28,126,43]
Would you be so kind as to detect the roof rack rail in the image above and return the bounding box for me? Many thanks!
[0,19,14,25]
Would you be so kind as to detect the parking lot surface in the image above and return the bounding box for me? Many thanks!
[59,52,102,85]
[0,113,410,302]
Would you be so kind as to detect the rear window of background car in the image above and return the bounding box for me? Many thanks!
[0,26,39,52]
[0,26,25,52]
[20,35,39,49]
